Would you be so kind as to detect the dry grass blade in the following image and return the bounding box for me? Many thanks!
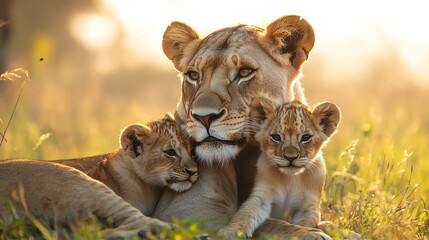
[0,68,30,85]
[0,118,6,143]
[0,68,30,149]
[30,133,52,158]
[28,216,56,240]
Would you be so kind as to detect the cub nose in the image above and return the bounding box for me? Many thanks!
[283,146,300,161]
[191,109,225,129]
[185,168,197,176]
[284,154,300,161]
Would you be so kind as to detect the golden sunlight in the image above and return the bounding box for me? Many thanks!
[97,0,429,83]
[69,13,118,51]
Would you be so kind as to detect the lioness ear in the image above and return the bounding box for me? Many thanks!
[250,97,277,122]
[162,21,200,72]
[119,124,154,158]
[263,15,315,70]
[312,102,341,138]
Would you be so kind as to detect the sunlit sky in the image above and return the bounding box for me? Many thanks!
[70,0,429,83]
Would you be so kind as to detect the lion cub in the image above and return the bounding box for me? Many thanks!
[86,114,198,216]
[221,98,341,238]
[0,114,196,238]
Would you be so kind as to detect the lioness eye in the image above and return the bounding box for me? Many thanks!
[270,134,281,143]
[236,67,255,80]
[164,149,178,158]
[300,134,312,143]
[186,71,200,81]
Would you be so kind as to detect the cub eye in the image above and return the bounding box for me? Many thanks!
[300,134,312,143]
[235,67,255,80]
[186,71,200,81]
[164,149,178,158]
[270,134,281,143]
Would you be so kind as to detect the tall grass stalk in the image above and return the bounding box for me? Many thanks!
[0,68,30,149]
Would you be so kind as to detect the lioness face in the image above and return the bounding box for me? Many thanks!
[163,16,315,165]
[121,115,198,192]
[182,31,293,165]
[252,98,341,175]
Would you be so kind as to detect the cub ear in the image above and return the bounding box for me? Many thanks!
[312,102,341,138]
[163,112,175,122]
[162,21,200,72]
[262,15,315,70]
[119,124,154,158]
[249,97,277,123]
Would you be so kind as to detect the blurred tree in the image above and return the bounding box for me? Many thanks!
[9,0,96,73]
[2,0,100,112]
[0,0,11,74]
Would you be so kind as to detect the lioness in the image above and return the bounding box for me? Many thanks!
[152,14,331,238]
[0,114,197,238]
[220,98,341,239]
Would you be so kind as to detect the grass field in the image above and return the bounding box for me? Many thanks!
[1,51,429,239]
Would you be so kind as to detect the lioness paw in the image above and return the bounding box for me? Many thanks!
[103,218,177,239]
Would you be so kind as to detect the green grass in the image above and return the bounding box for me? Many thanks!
[322,128,429,239]
[1,61,429,239]
[0,198,207,240]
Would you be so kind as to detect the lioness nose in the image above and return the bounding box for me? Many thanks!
[185,168,197,176]
[191,92,225,128]
[192,110,225,129]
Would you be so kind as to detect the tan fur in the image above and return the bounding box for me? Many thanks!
[53,154,110,172]
[0,116,196,238]
[219,99,341,239]
[87,116,198,216]
[0,160,175,239]
[153,15,337,238]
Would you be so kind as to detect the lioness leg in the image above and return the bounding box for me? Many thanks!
[254,218,331,240]
[0,160,174,238]
[82,175,176,238]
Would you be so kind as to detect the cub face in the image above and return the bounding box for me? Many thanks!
[251,98,341,175]
[120,114,198,192]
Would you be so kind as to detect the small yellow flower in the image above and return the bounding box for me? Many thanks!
[174,234,183,240]
[189,223,199,232]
